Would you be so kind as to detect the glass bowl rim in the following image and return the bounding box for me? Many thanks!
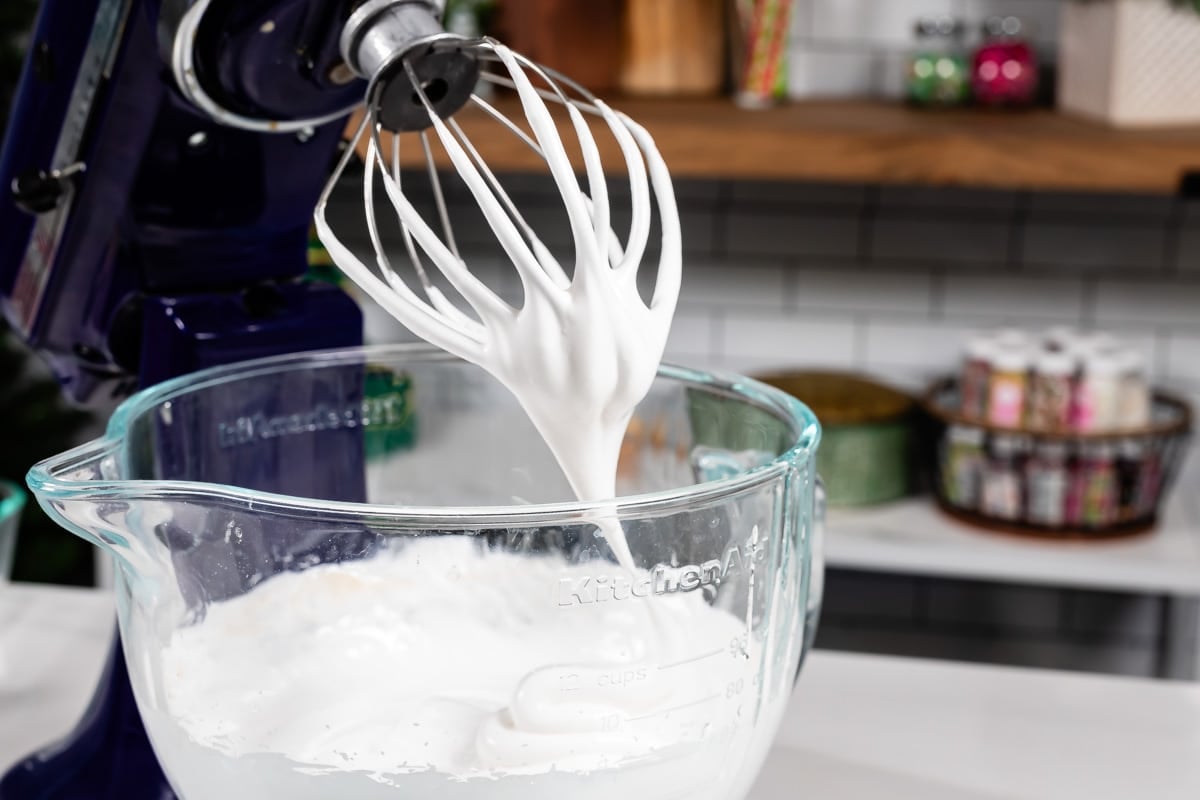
[29,344,821,528]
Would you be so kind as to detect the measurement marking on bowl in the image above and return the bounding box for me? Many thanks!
[627,693,721,722]
[656,647,725,671]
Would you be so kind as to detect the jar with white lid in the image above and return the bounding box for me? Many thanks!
[1113,347,1151,429]
[1073,351,1122,432]
[961,336,996,420]
[986,347,1029,427]
[1026,440,1069,527]
[993,328,1029,350]
[1028,350,1075,430]
[1043,325,1077,353]
[982,434,1024,520]
[943,425,986,509]
[1074,331,1118,356]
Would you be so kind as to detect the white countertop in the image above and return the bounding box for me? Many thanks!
[3,584,1199,799]
[827,456,1200,596]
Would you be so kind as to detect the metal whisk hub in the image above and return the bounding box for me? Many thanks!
[341,0,480,132]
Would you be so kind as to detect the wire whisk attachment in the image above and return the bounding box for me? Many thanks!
[315,37,681,502]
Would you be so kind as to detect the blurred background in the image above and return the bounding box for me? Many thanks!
[4,0,1200,677]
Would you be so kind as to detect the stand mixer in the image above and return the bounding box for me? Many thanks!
[0,2,499,796]
[3,2,824,797]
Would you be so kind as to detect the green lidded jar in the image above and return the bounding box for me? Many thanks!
[907,16,970,107]
[755,372,914,507]
[363,367,417,460]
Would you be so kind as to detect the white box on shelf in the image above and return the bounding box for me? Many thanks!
[1058,0,1200,127]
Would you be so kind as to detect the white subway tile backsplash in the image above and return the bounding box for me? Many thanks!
[790,268,935,314]
[720,313,858,373]
[664,312,717,362]
[787,46,910,99]
[1094,279,1200,327]
[809,0,956,46]
[1090,327,1163,378]
[787,48,877,98]
[942,275,1085,323]
[856,364,936,394]
[1164,333,1200,385]
[791,0,814,39]
[678,263,787,309]
[863,319,980,373]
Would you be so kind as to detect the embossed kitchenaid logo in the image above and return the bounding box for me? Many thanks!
[557,526,768,607]
[216,392,410,448]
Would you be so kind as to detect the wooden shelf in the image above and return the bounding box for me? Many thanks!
[355,98,1200,194]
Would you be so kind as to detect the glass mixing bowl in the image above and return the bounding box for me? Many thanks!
[28,345,821,800]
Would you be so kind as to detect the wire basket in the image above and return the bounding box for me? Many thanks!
[922,378,1192,540]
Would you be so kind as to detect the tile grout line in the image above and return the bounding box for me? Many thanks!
[929,267,946,321]
[1162,196,1185,275]
[857,185,880,265]
[1007,190,1031,271]
[1080,277,1098,328]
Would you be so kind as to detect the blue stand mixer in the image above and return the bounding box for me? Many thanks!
[0,2,479,796]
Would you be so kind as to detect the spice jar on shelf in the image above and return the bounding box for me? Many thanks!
[972,16,1039,107]
[1026,440,1069,528]
[982,434,1026,521]
[960,336,995,421]
[907,16,970,107]
[1114,348,1151,429]
[1080,442,1119,529]
[986,347,1029,428]
[1028,350,1074,431]
[943,425,986,509]
[1073,350,1122,433]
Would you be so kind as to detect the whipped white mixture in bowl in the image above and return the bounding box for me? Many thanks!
[145,537,777,800]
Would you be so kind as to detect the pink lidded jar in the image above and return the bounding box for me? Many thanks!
[972,16,1038,107]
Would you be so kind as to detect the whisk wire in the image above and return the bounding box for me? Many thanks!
[419,129,461,262]
[388,129,441,297]
[490,47,603,284]
[405,58,563,304]
[365,124,484,336]
[446,115,571,290]
[369,113,510,328]
[315,121,486,359]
